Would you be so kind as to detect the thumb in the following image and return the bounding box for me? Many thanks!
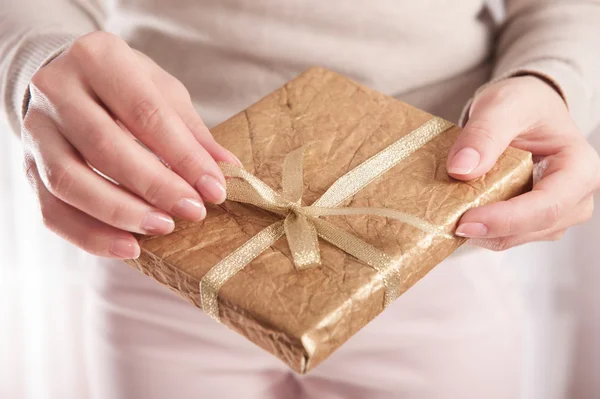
[447,81,531,181]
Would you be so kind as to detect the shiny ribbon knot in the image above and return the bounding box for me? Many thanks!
[200,117,455,322]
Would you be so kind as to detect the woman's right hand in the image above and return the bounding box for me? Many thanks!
[21,32,241,259]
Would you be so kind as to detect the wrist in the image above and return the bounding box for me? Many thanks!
[3,33,75,136]
[503,74,567,109]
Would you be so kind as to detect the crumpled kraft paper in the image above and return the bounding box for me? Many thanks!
[125,67,533,373]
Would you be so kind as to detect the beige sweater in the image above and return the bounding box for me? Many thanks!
[1,0,600,138]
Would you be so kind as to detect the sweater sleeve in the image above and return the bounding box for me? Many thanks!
[0,0,104,136]
[461,0,600,136]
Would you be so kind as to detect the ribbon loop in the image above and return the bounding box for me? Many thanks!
[282,145,308,204]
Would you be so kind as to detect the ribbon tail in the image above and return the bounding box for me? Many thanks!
[284,213,321,270]
[311,217,401,308]
[200,221,285,322]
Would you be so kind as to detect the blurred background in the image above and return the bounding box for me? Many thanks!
[1,120,599,399]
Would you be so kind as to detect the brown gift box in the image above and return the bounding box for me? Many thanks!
[125,68,533,373]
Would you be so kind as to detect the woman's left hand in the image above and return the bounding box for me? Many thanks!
[448,75,600,250]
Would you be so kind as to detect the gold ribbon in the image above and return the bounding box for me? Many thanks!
[201,117,454,322]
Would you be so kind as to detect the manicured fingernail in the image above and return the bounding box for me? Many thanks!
[228,151,243,167]
[141,211,175,234]
[110,238,140,259]
[172,198,206,221]
[196,174,227,204]
[448,147,481,175]
[455,223,489,238]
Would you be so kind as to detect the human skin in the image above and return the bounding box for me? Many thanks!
[20,32,600,258]
[449,75,600,250]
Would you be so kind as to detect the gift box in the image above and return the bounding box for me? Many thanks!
[125,67,533,373]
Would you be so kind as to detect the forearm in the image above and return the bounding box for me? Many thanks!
[0,0,104,136]
[491,0,600,135]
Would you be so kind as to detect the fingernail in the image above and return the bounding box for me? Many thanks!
[448,147,481,175]
[172,198,206,221]
[110,238,140,259]
[455,223,489,238]
[228,151,243,167]
[196,174,227,204]
[141,211,175,234]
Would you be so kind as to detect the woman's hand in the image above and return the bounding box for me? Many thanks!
[448,75,600,250]
[22,32,240,259]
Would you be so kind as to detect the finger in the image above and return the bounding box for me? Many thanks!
[447,82,534,180]
[41,82,207,221]
[138,58,242,167]
[23,155,140,259]
[455,147,596,238]
[69,37,227,203]
[467,229,568,251]
[172,100,243,167]
[26,117,175,235]
[468,194,594,250]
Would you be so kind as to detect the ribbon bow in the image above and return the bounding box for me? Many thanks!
[201,117,454,322]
